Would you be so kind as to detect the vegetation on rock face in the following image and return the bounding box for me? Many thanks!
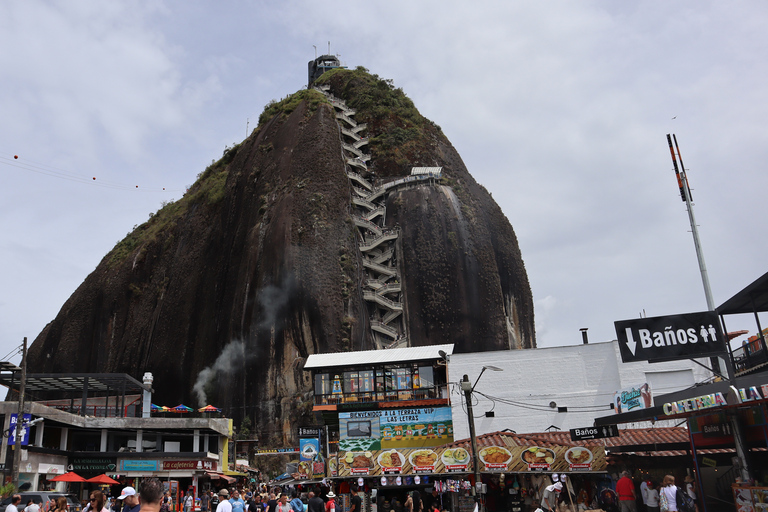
[258,89,329,127]
[315,67,442,176]
[108,143,241,266]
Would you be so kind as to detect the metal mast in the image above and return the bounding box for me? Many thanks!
[666,134,715,310]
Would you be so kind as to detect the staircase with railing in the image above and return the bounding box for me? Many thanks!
[315,85,443,349]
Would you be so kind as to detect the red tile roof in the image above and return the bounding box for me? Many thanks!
[448,427,690,452]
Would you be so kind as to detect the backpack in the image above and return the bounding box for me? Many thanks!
[676,488,695,512]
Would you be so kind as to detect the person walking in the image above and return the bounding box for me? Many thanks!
[216,491,232,512]
[277,495,291,512]
[646,482,660,512]
[118,487,141,512]
[324,493,336,512]
[307,491,324,512]
[659,475,678,512]
[139,478,165,512]
[617,471,637,512]
[184,493,194,512]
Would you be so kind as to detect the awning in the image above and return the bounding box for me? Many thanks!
[205,471,236,484]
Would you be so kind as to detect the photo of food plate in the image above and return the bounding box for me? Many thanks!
[377,449,405,468]
[343,451,373,468]
[520,446,555,465]
[479,446,512,465]
[409,449,438,467]
[565,447,593,465]
[298,461,312,474]
[441,447,470,465]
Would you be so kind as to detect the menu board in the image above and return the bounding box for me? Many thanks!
[331,445,604,477]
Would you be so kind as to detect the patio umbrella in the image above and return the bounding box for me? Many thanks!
[86,474,120,485]
[171,404,193,413]
[150,403,163,412]
[198,405,220,413]
[50,471,86,482]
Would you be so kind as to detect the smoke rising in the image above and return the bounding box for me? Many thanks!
[191,275,297,407]
[192,339,245,407]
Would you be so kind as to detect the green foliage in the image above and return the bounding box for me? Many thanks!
[0,482,16,498]
[238,416,253,440]
[108,144,238,267]
[257,89,329,127]
[314,67,434,172]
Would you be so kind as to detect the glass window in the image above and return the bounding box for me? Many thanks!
[396,368,411,390]
[360,370,374,392]
[418,366,434,388]
[344,371,359,393]
[315,374,330,395]
[385,369,396,391]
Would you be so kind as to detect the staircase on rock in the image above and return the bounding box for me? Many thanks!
[314,84,443,350]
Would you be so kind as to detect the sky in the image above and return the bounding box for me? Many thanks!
[2,1,767,364]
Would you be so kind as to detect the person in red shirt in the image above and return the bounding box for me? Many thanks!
[324,493,336,512]
[616,472,637,512]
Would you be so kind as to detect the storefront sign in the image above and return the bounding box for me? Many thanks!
[738,384,768,403]
[254,448,299,454]
[38,464,66,475]
[300,438,320,462]
[701,457,717,467]
[122,460,158,471]
[161,460,216,471]
[339,407,454,451]
[615,311,726,363]
[614,384,652,413]
[73,457,117,472]
[663,392,727,415]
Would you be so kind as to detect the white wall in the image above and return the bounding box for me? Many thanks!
[448,340,712,439]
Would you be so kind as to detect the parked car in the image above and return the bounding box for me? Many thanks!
[0,493,81,512]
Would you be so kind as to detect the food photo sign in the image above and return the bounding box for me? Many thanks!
[476,445,606,473]
[331,444,605,477]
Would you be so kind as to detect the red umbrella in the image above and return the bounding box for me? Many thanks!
[50,471,86,482]
[86,474,120,485]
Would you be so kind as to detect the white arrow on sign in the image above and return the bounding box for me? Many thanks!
[624,327,637,355]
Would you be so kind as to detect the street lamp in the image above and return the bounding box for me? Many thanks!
[461,365,503,507]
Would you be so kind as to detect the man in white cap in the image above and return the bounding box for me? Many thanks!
[216,490,233,512]
[118,487,141,512]
[541,482,562,512]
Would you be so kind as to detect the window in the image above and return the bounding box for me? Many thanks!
[418,366,434,388]
[344,372,360,393]
[315,374,330,396]
[360,371,374,392]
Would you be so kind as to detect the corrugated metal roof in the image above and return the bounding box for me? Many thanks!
[411,167,443,175]
[304,344,454,369]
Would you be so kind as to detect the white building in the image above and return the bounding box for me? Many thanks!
[447,340,712,439]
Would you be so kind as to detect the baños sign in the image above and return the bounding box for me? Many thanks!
[615,311,726,363]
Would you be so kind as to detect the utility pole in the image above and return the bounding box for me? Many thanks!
[461,375,480,505]
[11,337,27,488]
[666,134,751,482]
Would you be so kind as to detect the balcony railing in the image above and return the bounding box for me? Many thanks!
[730,340,768,374]
[314,385,445,406]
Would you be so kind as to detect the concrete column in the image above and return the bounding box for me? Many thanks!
[203,434,209,453]
[34,421,44,447]
[193,430,200,453]
[59,428,69,451]
[136,430,143,453]
[101,429,108,452]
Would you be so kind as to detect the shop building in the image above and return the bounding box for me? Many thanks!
[0,372,235,502]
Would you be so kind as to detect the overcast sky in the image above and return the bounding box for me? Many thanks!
[2,1,767,365]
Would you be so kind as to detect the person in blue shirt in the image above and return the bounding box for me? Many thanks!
[230,490,246,512]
